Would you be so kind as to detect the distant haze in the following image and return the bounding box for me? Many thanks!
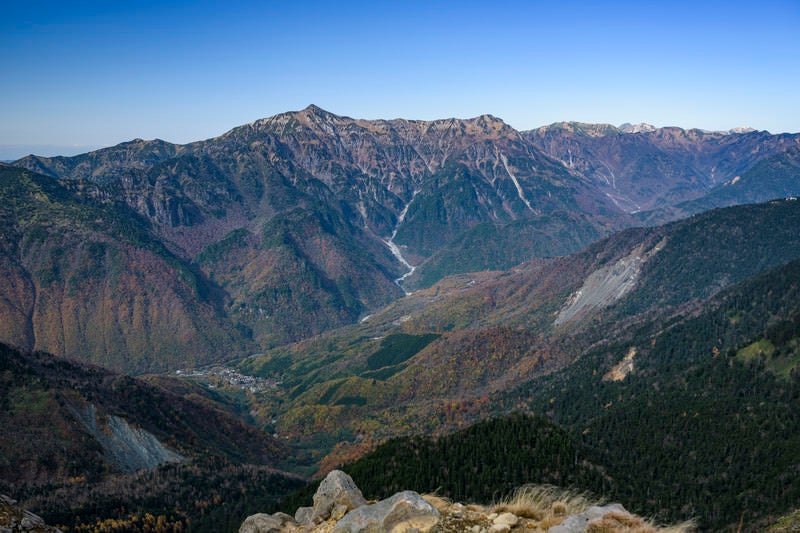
[1,145,104,161]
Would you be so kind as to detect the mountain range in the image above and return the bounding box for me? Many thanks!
[4,106,800,374]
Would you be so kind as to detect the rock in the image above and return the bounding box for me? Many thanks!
[333,491,440,533]
[0,494,62,532]
[295,506,313,525]
[548,504,628,533]
[238,512,297,533]
[488,524,510,533]
[312,470,368,523]
[493,512,518,527]
[331,503,349,521]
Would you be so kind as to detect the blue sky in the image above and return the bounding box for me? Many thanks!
[1,0,798,159]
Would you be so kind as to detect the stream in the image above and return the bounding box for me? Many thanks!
[384,191,419,294]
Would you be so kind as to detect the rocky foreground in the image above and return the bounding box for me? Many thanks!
[240,471,691,533]
[0,495,62,533]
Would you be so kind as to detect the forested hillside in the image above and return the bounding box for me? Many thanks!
[276,255,800,530]
[498,259,800,530]
[0,343,303,532]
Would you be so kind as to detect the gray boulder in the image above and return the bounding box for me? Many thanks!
[333,490,440,533]
[548,503,628,533]
[238,512,296,533]
[295,506,313,525]
[311,470,368,523]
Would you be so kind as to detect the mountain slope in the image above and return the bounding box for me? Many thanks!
[0,342,304,532]
[497,257,800,530]
[0,342,286,487]
[0,164,247,373]
[230,199,800,472]
[636,144,800,224]
[525,122,800,215]
[262,228,800,531]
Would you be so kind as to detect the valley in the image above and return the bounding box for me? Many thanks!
[1,107,800,532]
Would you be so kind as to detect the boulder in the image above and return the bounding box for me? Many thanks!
[295,506,313,525]
[311,470,368,523]
[548,504,628,533]
[493,512,518,527]
[333,490,440,533]
[238,512,297,533]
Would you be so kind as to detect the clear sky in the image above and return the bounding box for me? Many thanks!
[1,0,798,160]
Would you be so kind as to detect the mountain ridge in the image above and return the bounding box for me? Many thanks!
[4,106,800,374]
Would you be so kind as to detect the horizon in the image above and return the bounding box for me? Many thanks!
[2,0,798,161]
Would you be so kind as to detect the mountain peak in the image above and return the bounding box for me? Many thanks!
[301,103,334,116]
[536,122,620,137]
[462,113,515,135]
[619,122,657,133]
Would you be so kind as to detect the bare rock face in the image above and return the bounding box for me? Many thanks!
[332,491,440,533]
[68,404,183,473]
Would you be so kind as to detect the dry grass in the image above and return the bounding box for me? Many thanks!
[586,512,697,533]
[492,484,597,521]
[656,521,696,533]
[422,486,694,533]
[587,511,696,533]
[490,485,695,533]
[587,510,656,533]
[421,494,453,512]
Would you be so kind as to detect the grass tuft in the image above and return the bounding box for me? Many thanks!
[587,512,696,533]
[490,485,695,533]
[492,484,596,521]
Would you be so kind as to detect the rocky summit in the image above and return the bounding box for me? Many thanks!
[239,471,690,533]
